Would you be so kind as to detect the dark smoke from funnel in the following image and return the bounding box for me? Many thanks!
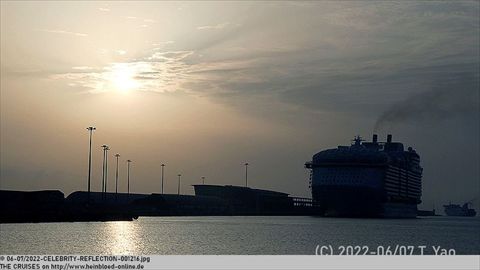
[374,71,479,132]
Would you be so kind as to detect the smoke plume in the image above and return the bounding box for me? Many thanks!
[374,71,479,132]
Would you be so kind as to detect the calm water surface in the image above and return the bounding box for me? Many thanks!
[1,216,479,254]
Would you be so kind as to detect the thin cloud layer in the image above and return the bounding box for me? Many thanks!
[197,22,230,30]
[36,29,88,37]
[51,0,479,122]
[52,50,196,93]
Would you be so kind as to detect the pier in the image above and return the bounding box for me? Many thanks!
[0,185,318,223]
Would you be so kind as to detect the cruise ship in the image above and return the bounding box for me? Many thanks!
[443,202,476,217]
[305,134,422,218]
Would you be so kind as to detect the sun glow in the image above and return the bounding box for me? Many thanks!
[107,63,140,93]
[61,51,188,94]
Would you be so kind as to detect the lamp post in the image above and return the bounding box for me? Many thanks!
[127,160,132,195]
[201,176,205,185]
[177,174,181,195]
[115,153,120,196]
[105,146,110,197]
[101,144,110,200]
[244,162,249,187]
[86,126,96,202]
[161,164,165,194]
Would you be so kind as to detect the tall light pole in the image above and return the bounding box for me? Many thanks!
[177,174,181,195]
[244,162,249,187]
[105,146,110,197]
[115,153,120,196]
[86,126,96,202]
[127,160,132,195]
[101,145,107,198]
[201,176,205,185]
[161,164,165,194]
[101,144,110,200]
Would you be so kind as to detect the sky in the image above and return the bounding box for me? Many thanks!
[1,1,479,210]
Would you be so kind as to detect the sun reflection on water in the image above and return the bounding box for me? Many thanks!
[105,221,140,254]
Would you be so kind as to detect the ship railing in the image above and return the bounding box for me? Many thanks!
[292,197,314,207]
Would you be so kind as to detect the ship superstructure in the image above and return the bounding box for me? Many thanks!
[305,134,422,218]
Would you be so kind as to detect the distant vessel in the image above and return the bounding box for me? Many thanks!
[443,202,476,217]
[305,134,422,218]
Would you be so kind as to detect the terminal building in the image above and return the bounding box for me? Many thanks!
[192,184,294,215]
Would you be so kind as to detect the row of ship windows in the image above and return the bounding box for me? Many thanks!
[386,188,421,194]
[384,179,422,186]
[381,174,421,181]
[385,175,421,183]
[387,190,421,196]
[387,166,421,172]
[318,178,364,183]
[385,181,421,186]
[386,174,420,177]
[385,182,421,189]
[385,183,421,191]
[385,183,421,189]
[385,186,421,192]
[386,193,421,199]
[315,177,420,185]
[386,171,422,178]
[387,170,422,177]
[316,170,382,177]
[317,176,378,185]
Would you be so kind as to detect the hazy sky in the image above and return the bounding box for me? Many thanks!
[1,1,479,210]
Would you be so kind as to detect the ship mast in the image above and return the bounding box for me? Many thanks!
[351,135,364,146]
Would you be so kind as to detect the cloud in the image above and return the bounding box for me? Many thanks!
[72,66,96,71]
[152,41,175,50]
[152,41,175,46]
[182,2,479,114]
[36,29,88,37]
[148,51,194,61]
[197,22,230,30]
[49,1,479,114]
[98,7,110,12]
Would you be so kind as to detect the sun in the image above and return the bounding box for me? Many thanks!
[108,63,140,93]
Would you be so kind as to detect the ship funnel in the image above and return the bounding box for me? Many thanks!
[387,134,392,143]
[372,134,378,143]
